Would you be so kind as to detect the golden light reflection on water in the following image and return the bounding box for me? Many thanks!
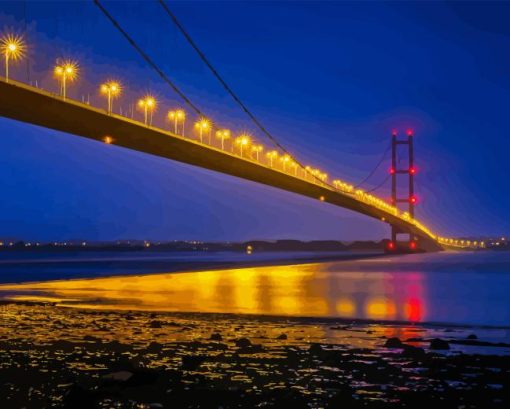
[0,262,427,321]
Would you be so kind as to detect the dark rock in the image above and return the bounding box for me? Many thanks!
[63,383,96,409]
[238,343,264,354]
[384,337,403,348]
[235,338,252,348]
[309,343,323,355]
[210,333,223,341]
[467,334,478,340]
[209,342,228,351]
[401,344,426,359]
[52,340,77,352]
[147,341,163,353]
[102,370,133,383]
[125,368,160,386]
[276,333,288,340]
[429,338,450,350]
[330,325,350,330]
[83,335,100,342]
[181,355,206,371]
[149,320,163,328]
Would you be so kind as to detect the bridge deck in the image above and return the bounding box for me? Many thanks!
[0,79,443,250]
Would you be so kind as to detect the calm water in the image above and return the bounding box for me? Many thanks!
[1,251,510,327]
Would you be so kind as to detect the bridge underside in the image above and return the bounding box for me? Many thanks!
[0,79,443,251]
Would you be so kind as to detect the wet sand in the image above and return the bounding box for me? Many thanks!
[1,301,510,408]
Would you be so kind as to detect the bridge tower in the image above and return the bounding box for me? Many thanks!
[389,130,417,251]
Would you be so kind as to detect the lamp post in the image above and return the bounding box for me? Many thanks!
[168,109,186,135]
[0,34,25,83]
[100,81,121,114]
[215,129,231,150]
[54,60,78,100]
[235,134,251,157]
[138,95,157,125]
[194,118,211,143]
[266,150,278,167]
[280,154,290,172]
[251,144,264,161]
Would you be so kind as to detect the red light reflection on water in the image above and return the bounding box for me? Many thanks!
[405,297,423,322]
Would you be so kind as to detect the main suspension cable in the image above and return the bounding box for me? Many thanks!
[157,0,330,186]
[94,0,203,116]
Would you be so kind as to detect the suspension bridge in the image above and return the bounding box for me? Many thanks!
[0,2,483,252]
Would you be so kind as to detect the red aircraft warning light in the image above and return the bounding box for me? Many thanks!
[407,129,414,136]
[389,167,396,175]
[409,166,416,175]
[410,195,417,205]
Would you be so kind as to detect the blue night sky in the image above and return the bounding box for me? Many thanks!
[0,1,508,242]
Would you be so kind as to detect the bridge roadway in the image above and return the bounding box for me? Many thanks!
[0,79,444,251]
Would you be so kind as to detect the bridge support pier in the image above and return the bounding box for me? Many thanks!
[388,130,418,252]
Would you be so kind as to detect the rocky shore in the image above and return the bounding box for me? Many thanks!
[1,301,510,408]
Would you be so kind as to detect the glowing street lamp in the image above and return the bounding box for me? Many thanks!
[234,134,251,157]
[310,168,320,183]
[215,129,231,150]
[304,165,312,180]
[0,34,25,83]
[266,150,278,167]
[54,60,78,100]
[194,118,211,143]
[289,160,298,176]
[251,144,264,161]
[168,109,186,135]
[100,80,121,114]
[280,154,291,172]
[138,95,157,125]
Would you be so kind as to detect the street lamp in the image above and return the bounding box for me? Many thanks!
[251,144,264,161]
[289,160,298,176]
[280,154,290,172]
[138,95,157,125]
[215,129,231,150]
[100,80,121,114]
[168,109,186,135]
[234,134,251,157]
[54,60,78,100]
[304,165,312,180]
[0,34,25,83]
[194,118,211,143]
[266,150,278,167]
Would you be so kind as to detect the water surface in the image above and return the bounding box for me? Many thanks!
[1,251,509,327]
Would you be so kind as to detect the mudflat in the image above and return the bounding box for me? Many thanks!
[1,301,509,408]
